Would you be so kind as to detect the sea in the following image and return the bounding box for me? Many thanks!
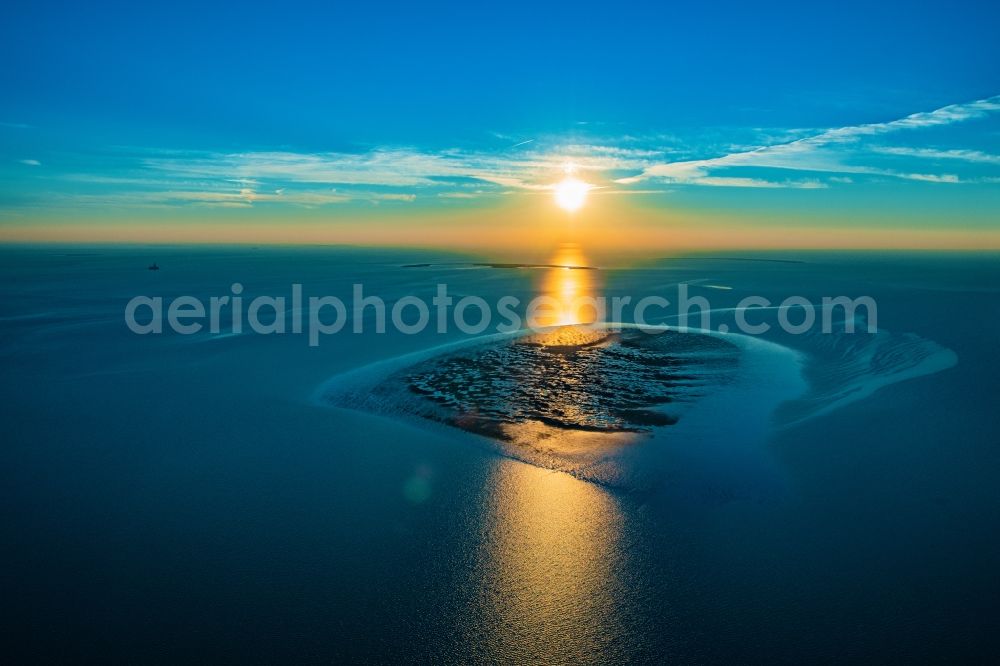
[1,245,998,662]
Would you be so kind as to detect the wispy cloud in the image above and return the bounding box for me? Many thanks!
[5,95,999,213]
[872,146,1000,164]
[900,173,960,183]
[116,144,661,206]
[20,187,417,210]
[618,95,1000,187]
[692,177,826,189]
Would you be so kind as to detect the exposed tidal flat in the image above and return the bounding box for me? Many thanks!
[1,246,998,662]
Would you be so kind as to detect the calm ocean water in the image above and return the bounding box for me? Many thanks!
[1,246,998,662]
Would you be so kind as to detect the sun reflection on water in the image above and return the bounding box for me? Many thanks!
[535,243,602,327]
[457,243,636,660]
[471,460,629,662]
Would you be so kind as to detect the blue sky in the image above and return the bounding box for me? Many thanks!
[1,0,998,246]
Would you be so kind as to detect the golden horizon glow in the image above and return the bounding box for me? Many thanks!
[4,197,1000,253]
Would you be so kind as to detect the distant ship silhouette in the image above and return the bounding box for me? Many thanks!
[148,262,159,271]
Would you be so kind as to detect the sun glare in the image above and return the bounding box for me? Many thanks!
[554,177,590,212]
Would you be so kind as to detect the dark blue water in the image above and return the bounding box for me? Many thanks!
[1,246,998,662]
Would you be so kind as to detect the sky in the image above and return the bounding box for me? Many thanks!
[1,0,999,251]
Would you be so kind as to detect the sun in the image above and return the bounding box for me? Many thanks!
[553,177,591,212]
